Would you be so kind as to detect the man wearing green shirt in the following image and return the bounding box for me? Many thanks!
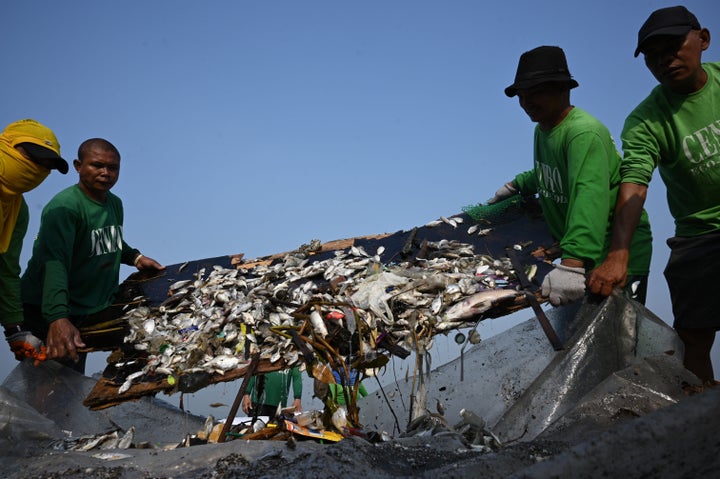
[1,119,69,363]
[21,138,164,372]
[589,6,719,387]
[490,46,652,306]
[242,367,303,420]
[328,367,368,406]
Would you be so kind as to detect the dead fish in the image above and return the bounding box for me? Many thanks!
[425,219,443,227]
[309,309,328,338]
[118,370,144,394]
[402,412,451,437]
[168,279,192,291]
[526,264,538,282]
[117,427,135,449]
[332,406,348,431]
[430,294,443,315]
[440,216,457,228]
[443,289,521,322]
[203,356,240,372]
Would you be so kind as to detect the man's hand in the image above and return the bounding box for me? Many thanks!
[134,254,165,271]
[5,328,47,365]
[46,318,85,363]
[242,394,252,415]
[292,398,302,413]
[487,182,518,204]
[541,264,587,306]
[587,183,645,296]
[587,254,629,297]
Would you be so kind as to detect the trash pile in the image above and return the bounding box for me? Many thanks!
[107,227,540,429]
[82,200,556,436]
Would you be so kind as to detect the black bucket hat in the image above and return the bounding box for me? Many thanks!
[504,46,579,98]
[634,5,701,57]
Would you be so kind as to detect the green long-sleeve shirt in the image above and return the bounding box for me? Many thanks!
[514,107,652,274]
[246,368,303,407]
[621,62,720,238]
[21,185,138,323]
[329,382,368,406]
[0,199,28,326]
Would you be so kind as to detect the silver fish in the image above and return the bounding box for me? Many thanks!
[443,289,520,322]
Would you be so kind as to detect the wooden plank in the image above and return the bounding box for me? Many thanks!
[83,358,288,410]
[235,234,391,270]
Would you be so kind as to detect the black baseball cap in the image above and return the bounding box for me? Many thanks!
[19,142,69,174]
[634,5,701,57]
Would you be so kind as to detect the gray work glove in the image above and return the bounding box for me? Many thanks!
[487,182,518,204]
[5,327,47,365]
[541,264,586,306]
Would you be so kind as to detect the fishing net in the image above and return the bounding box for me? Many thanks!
[461,196,526,223]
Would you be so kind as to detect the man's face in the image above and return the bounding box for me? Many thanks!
[74,146,120,201]
[641,29,710,93]
[516,83,566,129]
[14,144,53,170]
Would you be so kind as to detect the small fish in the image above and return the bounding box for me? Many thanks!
[332,406,348,431]
[209,402,228,408]
[118,370,144,394]
[117,427,135,449]
[526,264,538,282]
[443,289,521,321]
[440,216,457,228]
[350,245,369,257]
[168,279,192,291]
[425,219,443,227]
[430,294,443,315]
[203,356,240,372]
[475,264,490,275]
[309,309,328,338]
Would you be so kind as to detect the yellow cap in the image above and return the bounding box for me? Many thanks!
[1,119,68,173]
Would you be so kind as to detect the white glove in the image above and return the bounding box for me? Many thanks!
[541,264,586,306]
[487,182,518,204]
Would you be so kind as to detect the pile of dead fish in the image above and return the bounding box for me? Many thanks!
[401,406,502,453]
[118,217,529,392]
[54,427,137,452]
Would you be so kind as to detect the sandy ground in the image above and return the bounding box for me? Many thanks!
[3,384,719,479]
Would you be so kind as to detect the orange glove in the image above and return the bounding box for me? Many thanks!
[5,328,47,366]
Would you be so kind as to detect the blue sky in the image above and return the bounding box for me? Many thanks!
[2,1,718,417]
